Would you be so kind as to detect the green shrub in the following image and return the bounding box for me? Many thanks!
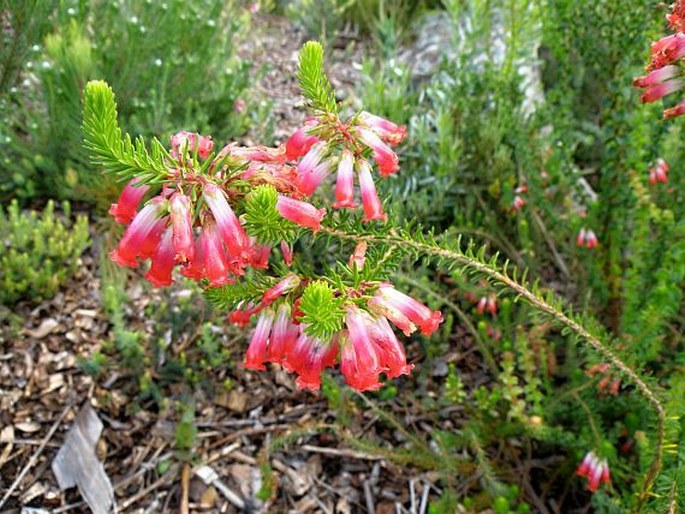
[0,199,89,305]
[0,0,252,203]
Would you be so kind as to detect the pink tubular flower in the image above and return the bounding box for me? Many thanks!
[203,182,250,258]
[169,192,195,262]
[296,158,336,196]
[357,159,387,222]
[370,316,413,379]
[282,333,338,390]
[250,239,272,269]
[349,241,367,269]
[110,197,168,268]
[664,99,685,119]
[333,149,357,208]
[229,302,263,327]
[276,195,326,232]
[267,303,300,364]
[641,79,684,103]
[633,65,679,88]
[358,111,407,146]
[231,145,287,164]
[576,452,611,493]
[262,274,301,306]
[576,228,587,247]
[585,229,598,249]
[648,33,685,71]
[297,141,327,176]
[244,309,275,371]
[285,119,319,160]
[171,131,214,159]
[280,241,293,267]
[668,0,685,32]
[199,221,233,286]
[144,228,176,287]
[109,178,150,224]
[368,283,443,336]
[357,127,400,176]
[341,307,382,391]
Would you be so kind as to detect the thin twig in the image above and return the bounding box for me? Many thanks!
[0,404,71,509]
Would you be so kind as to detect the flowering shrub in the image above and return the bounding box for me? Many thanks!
[82,30,681,511]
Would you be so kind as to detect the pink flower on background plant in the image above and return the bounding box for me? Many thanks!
[576,451,611,492]
[577,228,598,249]
[349,241,367,269]
[649,158,670,185]
[109,178,150,224]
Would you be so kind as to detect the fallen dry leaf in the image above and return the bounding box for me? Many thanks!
[23,318,60,339]
[51,403,115,514]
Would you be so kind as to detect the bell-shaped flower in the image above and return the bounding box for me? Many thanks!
[199,221,234,286]
[285,118,319,160]
[144,228,176,287]
[267,303,300,365]
[576,452,611,493]
[262,274,301,306]
[109,178,150,224]
[282,332,338,390]
[340,307,385,391]
[110,197,168,268]
[370,316,413,379]
[296,157,336,196]
[276,195,326,232]
[357,159,387,222]
[203,182,250,260]
[358,111,407,146]
[297,141,327,176]
[333,149,357,209]
[349,241,367,270]
[244,309,275,371]
[356,127,400,176]
[368,283,443,336]
[169,192,195,262]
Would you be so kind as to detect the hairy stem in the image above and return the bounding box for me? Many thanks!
[320,226,665,503]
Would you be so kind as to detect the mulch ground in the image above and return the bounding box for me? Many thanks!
[0,13,484,514]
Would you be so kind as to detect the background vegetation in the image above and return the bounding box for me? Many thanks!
[1,0,683,512]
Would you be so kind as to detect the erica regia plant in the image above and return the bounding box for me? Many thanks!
[83,41,669,509]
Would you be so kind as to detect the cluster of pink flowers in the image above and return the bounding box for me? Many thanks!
[237,245,442,391]
[109,132,333,287]
[648,158,670,185]
[106,107,442,392]
[576,228,599,249]
[241,281,442,391]
[586,363,621,396]
[464,290,498,316]
[287,111,406,222]
[576,451,611,493]
[634,1,685,118]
